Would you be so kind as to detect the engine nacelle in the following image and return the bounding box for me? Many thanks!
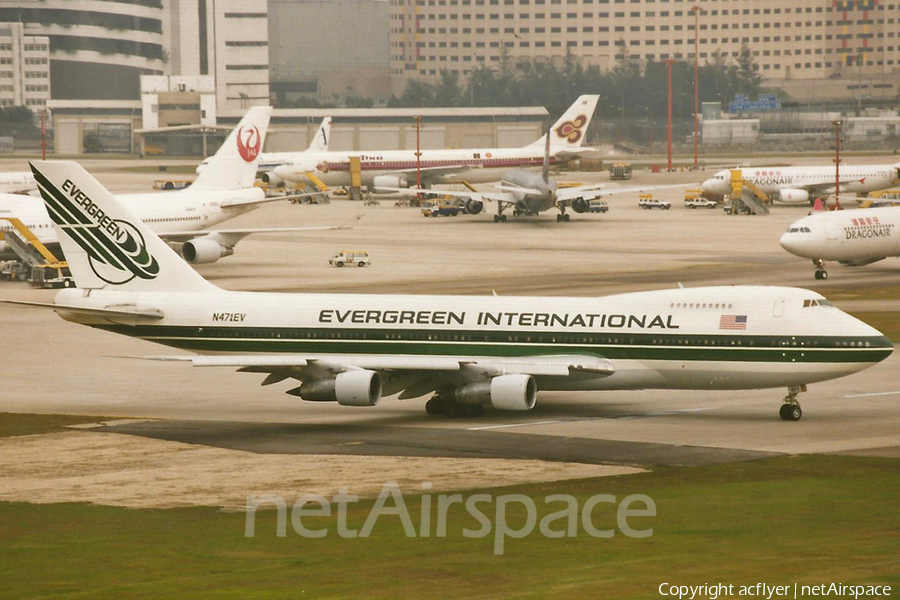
[373,175,408,193]
[291,370,381,407]
[838,257,886,267]
[261,171,284,187]
[453,374,537,411]
[182,239,234,264]
[464,199,484,215]
[570,198,590,214]
[778,188,810,204]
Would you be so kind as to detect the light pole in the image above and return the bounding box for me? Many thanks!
[667,59,674,172]
[832,120,843,210]
[692,5,700,169]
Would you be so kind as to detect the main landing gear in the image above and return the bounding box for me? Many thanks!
[779,385,805,421]
[556,208,571,222]
[493,205,509,223]
[813,259,828,280]
[425,394,485,418]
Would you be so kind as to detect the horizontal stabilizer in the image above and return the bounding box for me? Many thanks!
[2,299,164,320]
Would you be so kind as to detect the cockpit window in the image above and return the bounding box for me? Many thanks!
[786,227,811,233]
[803,299,834,308]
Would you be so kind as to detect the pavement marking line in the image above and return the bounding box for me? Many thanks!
[468,420,566,431]
[843,390,900,399]
[467,407,720,430]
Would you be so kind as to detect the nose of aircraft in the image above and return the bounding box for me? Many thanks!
[700,176,729,195]
[272,164,300,183]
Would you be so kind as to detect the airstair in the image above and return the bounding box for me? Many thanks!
[726,169,770,215]
[0,218,71,287]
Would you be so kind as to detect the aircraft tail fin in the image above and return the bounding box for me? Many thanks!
[30,160,218,293]
[526,95,600,149]
[307,117,331,152]
[541,119,551,181]
[191,106,272,191]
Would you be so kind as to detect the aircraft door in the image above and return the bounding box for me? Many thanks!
[773,298,785,318]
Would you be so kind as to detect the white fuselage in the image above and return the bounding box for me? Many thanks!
[780,206,900,263]
[701,164,900,202]
[0,171,36,194]
[271,146,577,189]
[0,187,263,258]
[53,285,891,393]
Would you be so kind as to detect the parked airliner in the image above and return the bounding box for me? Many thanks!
[196,117,332,182]
[269,95,601,194]
[9,160,892,422]
[0,171,36,194]
[701,162,900,204]
[780,206,900,279]
[0,107,334,265]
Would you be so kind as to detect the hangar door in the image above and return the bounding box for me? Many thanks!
[56,120,80,155]
[497,125,539,147]
[359,127,401,150]
[404,127,446,150]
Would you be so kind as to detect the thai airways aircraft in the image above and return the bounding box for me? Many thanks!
[9,160,892,422]
[392,133,685,222]
[0,107,335,265]
[196,117,332,181]
[700,162,900,204]
[780,206,900,279]
[268,95,601,195]
[0,171,36,194]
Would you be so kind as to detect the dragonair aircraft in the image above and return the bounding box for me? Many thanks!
[780,206,900,279]
[268,95,601,197]
[0,107,339,265]
[8,160,892,422]
[196,116,332,183]
[701,162,900,204]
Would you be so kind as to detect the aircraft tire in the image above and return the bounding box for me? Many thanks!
[425,397,443,415]
[563,214,570,222]
[814,270,827,280]
[494,215,501,223]
[788,405,802,421]
[501,215,507,222]
[779,404,791,420]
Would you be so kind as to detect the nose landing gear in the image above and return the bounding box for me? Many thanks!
[779,385,805,421]
[813,259,828,280]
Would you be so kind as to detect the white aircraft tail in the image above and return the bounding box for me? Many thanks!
[191,106,272,192]
[526,95,600,149]
[307,117,331,152]
[31,160,218,293]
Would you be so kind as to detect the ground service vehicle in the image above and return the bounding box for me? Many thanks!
[638,195,671,210]
[609,163,633,180]
[329,251,370,267]
[589,200,609,213]
[421,199,460,217]
[685,197,718,209]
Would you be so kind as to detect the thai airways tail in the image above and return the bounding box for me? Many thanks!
[30,160,217,293]
[191,106,272,192]
[526,95,599,149]
[307,117,331,152]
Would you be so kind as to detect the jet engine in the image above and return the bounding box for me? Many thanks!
[289,370,382,407]
[570,198,590,213]
[838,257,886,267]
[453,374,537,411]
[464,199,484,215]
[778,189,810,204]
[373,175,408,193]
[182,239,234,264]
[261,171,284,187]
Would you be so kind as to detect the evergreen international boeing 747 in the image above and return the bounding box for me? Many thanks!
[7,161,893,421]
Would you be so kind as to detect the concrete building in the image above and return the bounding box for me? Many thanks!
[0,22,49,109]
[0,1,269,112]
[269,0,391,107]
[389,0,900,101]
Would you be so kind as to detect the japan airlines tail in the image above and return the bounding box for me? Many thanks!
[14,160,893,422]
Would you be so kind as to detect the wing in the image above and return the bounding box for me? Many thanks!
[557,183,688,205]
[384,186,516,206]
[160,215,362,244]
[151,353,615,399]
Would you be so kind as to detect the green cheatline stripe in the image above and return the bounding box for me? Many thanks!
[94,324,892,364]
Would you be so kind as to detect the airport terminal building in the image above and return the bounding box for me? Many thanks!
[389,0,900,101]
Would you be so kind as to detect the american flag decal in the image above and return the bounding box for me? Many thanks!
[719,315,748,330]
